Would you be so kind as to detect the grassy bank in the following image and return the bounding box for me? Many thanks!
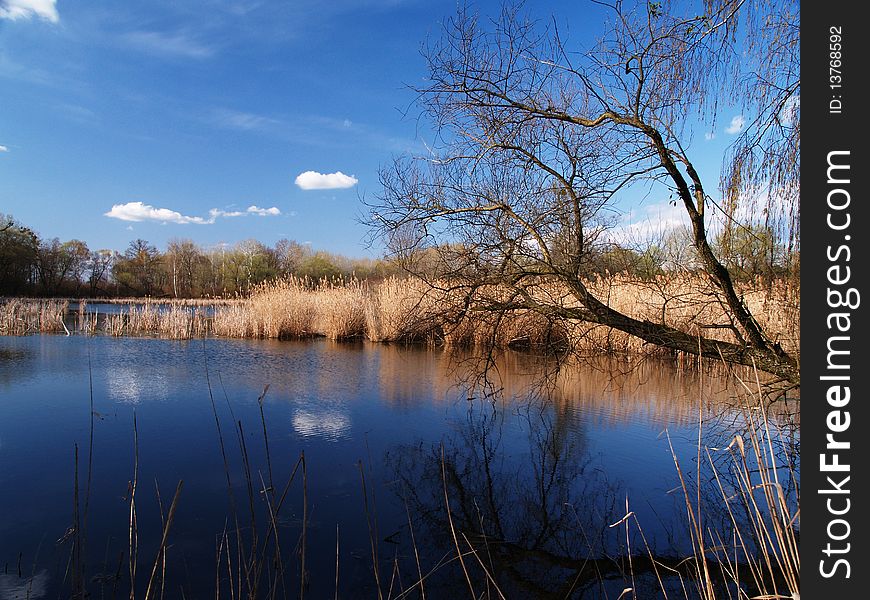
[0,273,799,361]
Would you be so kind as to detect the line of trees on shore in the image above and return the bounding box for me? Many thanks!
[0,214,403,298]
[1,212,795,299]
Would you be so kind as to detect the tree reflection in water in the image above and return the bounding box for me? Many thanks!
[385,394,680,598]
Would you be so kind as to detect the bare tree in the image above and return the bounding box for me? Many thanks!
[370,0,799,385]
[115,239,163,296]
[165,239,205,298]
[35,238,90,296]
[88,249,116,296]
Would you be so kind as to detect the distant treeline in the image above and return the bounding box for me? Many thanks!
[1,213,796,298]
[0,214,403,298]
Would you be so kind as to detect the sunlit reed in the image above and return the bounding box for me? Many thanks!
[0,298,69,335]
[2,275,798,367]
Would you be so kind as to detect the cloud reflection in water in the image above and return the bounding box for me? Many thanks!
[0,569,49,600]
[105,366,168,404]
[291,408,351,442]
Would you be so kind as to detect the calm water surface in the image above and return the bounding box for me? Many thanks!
[0,334,788,598]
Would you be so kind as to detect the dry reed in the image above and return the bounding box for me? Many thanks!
[312,278,367,340]
[215,276,317,339]
[1,274,800,369]
[573,274,800,358]
[364,276,441,344]
[0,298,69,335]
[100,301,211,339]
[667,376,800,599]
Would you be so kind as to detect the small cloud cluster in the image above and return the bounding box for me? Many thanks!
[0,144,8,152]
[105,202,208,225]
[606,200,687,245]
[294,170,358,190]
[246,205,280,216]
[725,115,745,135]
[105,202,281,225]
[0,0,58,23]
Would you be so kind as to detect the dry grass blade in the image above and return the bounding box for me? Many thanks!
[440,443,475,599]
[458,532,506,600]
[334,525,340,600]
[143,481,184,600]
[666,372,799,600]
[129,412,139,600]
[358,460,383,600]
[402,488,426,600]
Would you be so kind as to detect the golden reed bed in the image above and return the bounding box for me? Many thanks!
[0,274,799,360]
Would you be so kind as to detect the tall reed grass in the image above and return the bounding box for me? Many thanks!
[0,298,69,335]
[312,278,367,340]
[665,376,800,599]
[364,276,441,343]
[1,274,800,368]
[102,301,210,339]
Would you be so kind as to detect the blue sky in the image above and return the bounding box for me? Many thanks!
[1,0,747,257]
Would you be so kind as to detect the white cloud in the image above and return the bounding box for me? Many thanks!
[725,115,745,135]
[0,145,8,152]
[209,208,245,218]
[247,205,281,216]
[0,0,58,22]
[294,170,358,190]
[105,202,212,225]
[106,201,281,225]
[704,132,715,141]
[605,200,687,245]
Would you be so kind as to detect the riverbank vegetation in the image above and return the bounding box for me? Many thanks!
[2,212,795,301]
[1,203,800,373]
[1,272,799,365]
[368,0,799,385]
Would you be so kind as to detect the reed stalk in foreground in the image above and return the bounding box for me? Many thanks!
[667,377,800,600]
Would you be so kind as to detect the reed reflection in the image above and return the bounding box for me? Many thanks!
[384,395,637,598]
[378,351,797,598]
[438,349,743,426]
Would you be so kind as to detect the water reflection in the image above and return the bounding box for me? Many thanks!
[0,335,794,599]
[292,407,351,441]
[0,570,48,600]
[106,365,147,404]
[0,346,32,388]
[384,396,661,597]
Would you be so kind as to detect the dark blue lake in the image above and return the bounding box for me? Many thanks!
[0,334,793,599]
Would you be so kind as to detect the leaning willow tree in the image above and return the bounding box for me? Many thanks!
[371,0,799,385]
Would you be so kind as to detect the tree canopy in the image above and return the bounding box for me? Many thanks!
[370,0,799,385]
